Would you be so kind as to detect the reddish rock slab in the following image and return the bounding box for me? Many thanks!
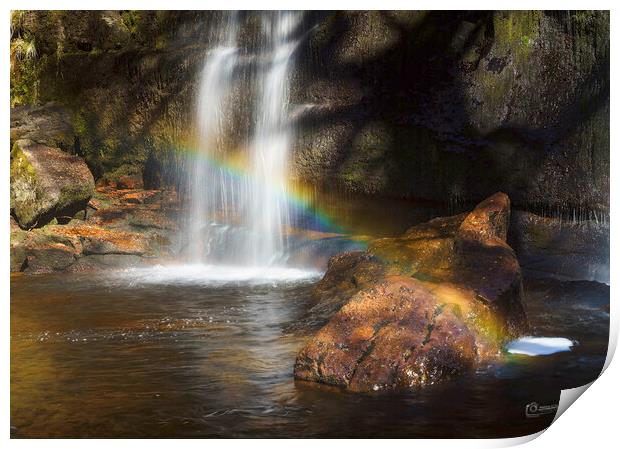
[10,186,180,273]
[294,192,528,392]
[295,276,498,391]
[49,224,149,256]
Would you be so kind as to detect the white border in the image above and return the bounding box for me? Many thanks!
[2,2,617,447]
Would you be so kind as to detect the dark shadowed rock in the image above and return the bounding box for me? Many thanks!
[294,192,528,392]
[23,243,77,274]
[98,164,145,190]
[509,210,609,283]
[10,102,75,150]
[10,139,95,229]
[66,254,145,272]
[11,12,608,218]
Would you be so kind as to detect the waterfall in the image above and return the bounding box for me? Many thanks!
[183,11,302,268]
[186,12,239,263]
[247,11,301,266]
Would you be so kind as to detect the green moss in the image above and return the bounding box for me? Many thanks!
[10,55,40,106]
[10,142,39,226]
[341,171,363,184]
[520,35,532,47]
[72,110,87,136]
[104,163,142,181]
[10,229,28,269]
[57,181,93,210]
[10,143,37,182]
[120,10,141,38]
[155,35,167,50]
[92,191,114,208]
[492,11,541,64]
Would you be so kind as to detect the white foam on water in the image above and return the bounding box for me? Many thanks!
[505,336,575,356]
[117,264,322,287]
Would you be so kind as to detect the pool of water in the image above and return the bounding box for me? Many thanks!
[10,271,608,438]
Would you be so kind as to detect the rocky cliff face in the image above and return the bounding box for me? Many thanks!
[292,11,609,216]
[11,11,609,215]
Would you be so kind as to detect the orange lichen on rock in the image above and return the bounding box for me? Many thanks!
[120,190,161,204]
[11,182,179,273]
[49,224,148,255]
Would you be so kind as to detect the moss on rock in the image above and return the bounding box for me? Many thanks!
[10,139,95,228]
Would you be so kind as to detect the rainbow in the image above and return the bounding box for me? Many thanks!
[171,144,357,237]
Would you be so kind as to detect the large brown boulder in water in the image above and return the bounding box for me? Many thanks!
[10,139,95,229]
[294,192,528,392]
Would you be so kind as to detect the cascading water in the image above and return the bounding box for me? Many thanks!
[183,11,303,269]
[186,12,239,263]
[247,12,301,266]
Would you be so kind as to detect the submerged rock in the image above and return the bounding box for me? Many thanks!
[294,192,528,392]
[10,139,95,229]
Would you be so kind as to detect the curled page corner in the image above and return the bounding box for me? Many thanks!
[553,381,594,423]
[499,429,547,447]
[602,298,617,373]
[553,315,615,425]
[550,269,616,425]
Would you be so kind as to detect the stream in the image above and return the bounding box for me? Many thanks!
[11,269,608,438]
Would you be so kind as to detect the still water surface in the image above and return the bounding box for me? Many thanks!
[11,271,608,438]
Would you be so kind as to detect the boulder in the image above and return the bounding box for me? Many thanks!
[23,243,77,274]
[10,102,75,150]
[11,227,82,274]
[294,192,528,392]
[295,277,497,391]
[10,139,95,229]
